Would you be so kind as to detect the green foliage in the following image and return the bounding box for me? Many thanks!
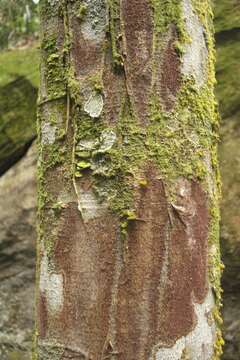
[215,33,240,118]
[214,0,240,33]
[0,0,39,49]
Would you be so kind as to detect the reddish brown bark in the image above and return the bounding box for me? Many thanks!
[36,1,220,359]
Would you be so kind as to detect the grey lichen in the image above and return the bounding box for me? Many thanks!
[98,129,116,153]
[77,188,108,221]
[181,0,208,87]
[84,93,104,118]
[76,138,99,154]
[80,0,107,42]
[39,254,64,315]
[41,122,56,145]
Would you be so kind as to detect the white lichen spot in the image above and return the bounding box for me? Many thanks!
[81,0,107,42]
[40,254,64,315]
[182,0,208,86]
[151,288,215,360]
[98,129,116,152]
[77,138,99,152]
[84,93,103,118]
[48,0,58,6]
[41,122,56,145]
[57,191,75,205]
[185,289,215,359]
[78,189,107,221]
[154,338,185,360]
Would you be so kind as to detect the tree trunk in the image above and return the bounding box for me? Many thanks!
[35,1,223,359]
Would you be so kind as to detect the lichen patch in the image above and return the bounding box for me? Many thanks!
[182,0,208,86]
[154,338,185,360]
[185,289,215,359]
[78,188,107,221]
[81,0,107,42]
[98,129,116,152]
[41,122,56,145]
[39,254,64,315]
[84,92,104,118]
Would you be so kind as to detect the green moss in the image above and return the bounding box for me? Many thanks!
[108,0,123,67]
[76,4,87,20]
[41,35,66,100]
[89,72,104,92]
[146,78,217,187]
[67,67,82,104]
[151,0,189,42]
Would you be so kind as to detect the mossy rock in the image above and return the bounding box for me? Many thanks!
[0,45,39,174]
[0,46,39,87]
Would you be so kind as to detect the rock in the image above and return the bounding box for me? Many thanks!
[0,144,37,360]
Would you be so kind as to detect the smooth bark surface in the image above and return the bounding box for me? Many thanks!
[35,1,223,359]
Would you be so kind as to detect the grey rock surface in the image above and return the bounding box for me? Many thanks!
[0,144,37,360]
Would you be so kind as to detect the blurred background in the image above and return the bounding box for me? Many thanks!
[0,1,239,359]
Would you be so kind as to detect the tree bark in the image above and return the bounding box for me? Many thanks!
[35,1,223,359]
